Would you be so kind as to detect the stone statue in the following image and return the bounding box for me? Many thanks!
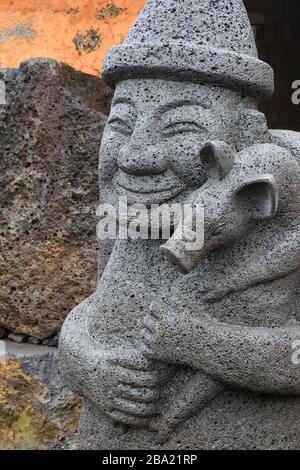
[59,0,300,449]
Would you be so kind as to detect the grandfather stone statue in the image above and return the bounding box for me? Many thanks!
[59,0,300,449]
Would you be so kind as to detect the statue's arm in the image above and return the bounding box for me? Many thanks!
[58,293,106,397]
[240,230,299,287]
[183,315,300,395]
[142,305,300,394]
[206,227,300,301]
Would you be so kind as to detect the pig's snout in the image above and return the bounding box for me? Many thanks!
[160,240,190,274]
[160,140,235,274]
[160,243,201,274]
[160,224,205,274]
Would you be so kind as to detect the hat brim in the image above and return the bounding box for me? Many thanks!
[102,43,274,99]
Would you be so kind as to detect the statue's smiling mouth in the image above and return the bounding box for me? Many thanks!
[114,170,185,202]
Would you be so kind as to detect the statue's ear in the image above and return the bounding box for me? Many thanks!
[200,141,235,180]
[235,174,279,220]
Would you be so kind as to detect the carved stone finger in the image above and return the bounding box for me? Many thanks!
[142,316,157,333]
[112,398,158,417]
[107,409,150,428]
[148,303,163,320]
[140,345,158,361]
[110,351,155,371]
[117,383,160,403]
[119,369,160,388]
[140,328,156,346]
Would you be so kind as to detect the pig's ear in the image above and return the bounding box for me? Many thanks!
[235,174,279,220]
[200,141,235,180]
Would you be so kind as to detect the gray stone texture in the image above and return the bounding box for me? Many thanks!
[0,59,112,340]
[103,0,274,98]
[59,0,300,449]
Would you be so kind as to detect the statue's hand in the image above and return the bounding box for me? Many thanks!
[102,348,169,427]
[139,300,188,364]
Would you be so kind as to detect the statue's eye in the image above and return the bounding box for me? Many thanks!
[162,121,205,137]
[108,118,133,136]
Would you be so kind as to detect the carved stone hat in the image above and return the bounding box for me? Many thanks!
[102,0,274,99]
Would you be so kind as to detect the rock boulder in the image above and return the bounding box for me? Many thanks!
[0,58,112,340]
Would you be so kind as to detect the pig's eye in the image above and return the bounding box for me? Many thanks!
[108,118,133,136]
[211,222,227,237]
[162,121,205,137]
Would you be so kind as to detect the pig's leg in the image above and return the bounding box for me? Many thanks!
[150,371,223,444]
[139,300,224,443]
[173,312,300,395]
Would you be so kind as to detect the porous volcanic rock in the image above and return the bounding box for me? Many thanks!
[0,58,112,340]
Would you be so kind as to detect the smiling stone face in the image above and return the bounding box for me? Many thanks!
[99,78,254,206]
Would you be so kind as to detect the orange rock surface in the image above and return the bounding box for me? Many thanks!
[0,0,146,76]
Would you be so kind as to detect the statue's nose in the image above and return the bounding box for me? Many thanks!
[118,144,167,176]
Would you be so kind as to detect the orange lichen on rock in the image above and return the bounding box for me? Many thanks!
[0,0,146,76]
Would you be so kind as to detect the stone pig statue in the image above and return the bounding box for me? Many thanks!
[160,142,300,300]
[141,142,300,441]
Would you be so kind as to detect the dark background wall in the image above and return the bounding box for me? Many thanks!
[244,0,300,131]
